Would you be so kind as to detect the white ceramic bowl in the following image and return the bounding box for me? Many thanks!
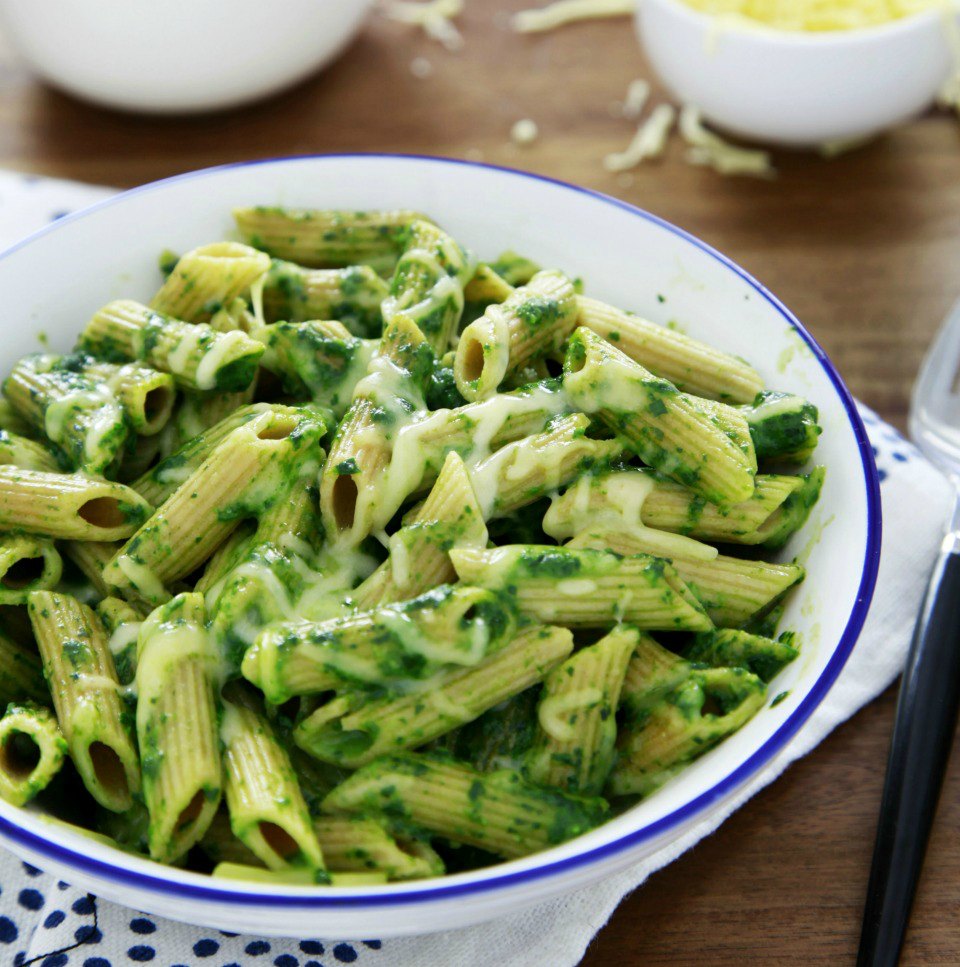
[0,155,880,937]
[0,0,372,113]
[638,0,957,146]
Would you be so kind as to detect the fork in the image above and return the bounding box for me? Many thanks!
[858,298,960,966]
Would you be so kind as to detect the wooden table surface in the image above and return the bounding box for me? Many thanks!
[1,4,958,963]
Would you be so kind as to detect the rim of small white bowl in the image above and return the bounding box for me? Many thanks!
[643,0,952,46]
[0,153,882,909]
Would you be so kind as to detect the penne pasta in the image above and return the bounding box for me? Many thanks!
[451,545,713,631]
[0,703,67,806]
[79,300,264,392]
[135,592,221,862]
[27,591,140,812]
[294,624,573,767]
[150,242,270,323]
[322,753,608,860]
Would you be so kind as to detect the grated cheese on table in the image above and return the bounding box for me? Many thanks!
[604,103,676,170]
[381,0,465,50]
[512,0,636,33]
[679,105,776,178]
[511,118,541,145]
[621,79,651,120]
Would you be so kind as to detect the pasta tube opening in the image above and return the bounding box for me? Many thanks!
[2,556,45,590]
[78,497,129,529]
[1,729,41,778]
[86,741,131,802]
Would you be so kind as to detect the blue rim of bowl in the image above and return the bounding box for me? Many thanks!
[0,153,882,907]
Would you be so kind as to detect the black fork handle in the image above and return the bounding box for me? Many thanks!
[858,537,960,966]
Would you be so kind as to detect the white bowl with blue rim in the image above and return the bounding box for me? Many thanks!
[0,155,881,937]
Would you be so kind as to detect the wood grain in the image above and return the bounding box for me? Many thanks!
[1,3,958,962]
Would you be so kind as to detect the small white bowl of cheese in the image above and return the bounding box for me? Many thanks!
[637,0,960,147]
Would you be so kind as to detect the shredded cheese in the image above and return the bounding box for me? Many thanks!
[381,0,465,51]
[679,105,776,178]
[622,78,651,120]
[512,0,636,33]
[677,0,944,32]
[511,118,540,145]
[604,103,676,171]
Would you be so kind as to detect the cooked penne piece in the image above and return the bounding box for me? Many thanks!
[211,863,336,886]
[81,360,177,436]
[0,468,151,542]
[234,207,427,269]
[382,219,472,353]
[526,625,639,796]
[619,634,693,718]
[0,429,59,471]
[295,625,573,767]
[4,354,128,473]
[322,753,608,859]
[136,592,221,863]
[313,817,444,880]
[635,469,817,545]
[0,535,62,603]
[0,703,67,806]
[27,591,140,812]
[687,628,799,683]
[105,409,325,605]
[739,391,822,463]
[467,413,623,519]
[353,451,488,609]
[609,665,766,798]
[455,270,579,401]
[243,584,516,702]
[464,264,516,304]
[79,300,264,392]
[319,315,433,545]
[262,260,389,338]
[569,528,804,627]
[577,296,764,403]
[150,242,270,322]
[450,545,712,631]
[132,402,287,506]
[251,319,376,416]
[489,250,542,286]
[563,328,757,507]
[221,692,323,871]
[0,610,49,708]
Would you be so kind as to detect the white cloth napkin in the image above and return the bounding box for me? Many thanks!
[0,171,952,967]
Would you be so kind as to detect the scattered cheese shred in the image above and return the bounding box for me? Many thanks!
[512,0,636,33]
[511,118,540,145]
[381,0,465,51]
[604,103,676,171]
[621,79,651,120]
[679,106,776,178]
